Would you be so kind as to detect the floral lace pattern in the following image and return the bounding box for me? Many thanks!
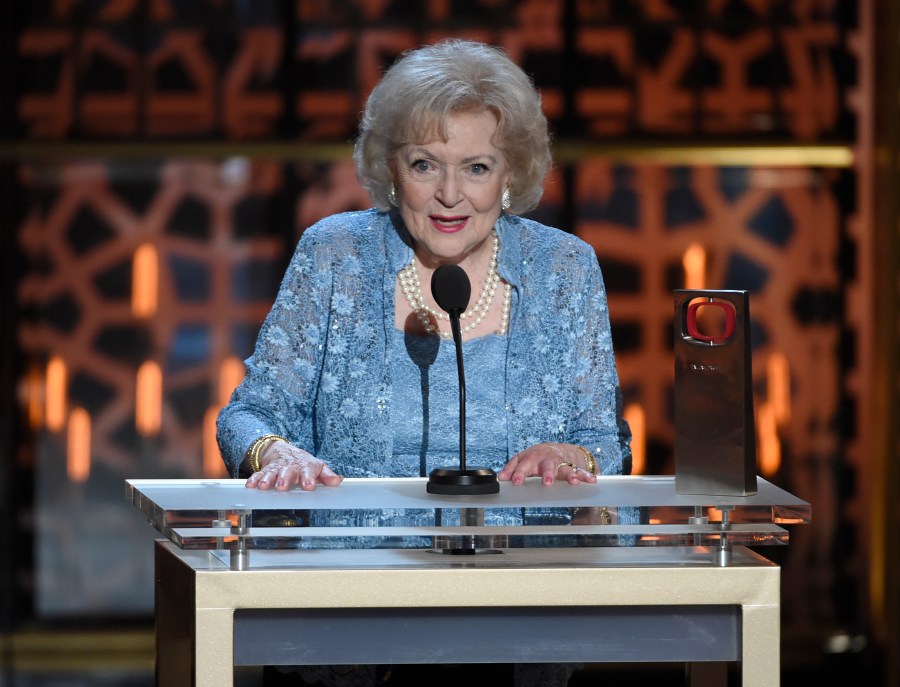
[217,208,631,478]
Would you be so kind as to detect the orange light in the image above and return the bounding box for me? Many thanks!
[67,407,91,482]
[682,243,707,290]
[757,401,782,477]
[219,356,246,406]
[132,243,159,318]
[767,351,792,425]
[135,361,163,436]
[45,356,67,432]
[624,403,646,474]
[203,406,227,477]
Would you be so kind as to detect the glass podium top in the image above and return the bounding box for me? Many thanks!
[126,475,810,553]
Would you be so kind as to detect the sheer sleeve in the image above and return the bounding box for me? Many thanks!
[216,226,333,476]
[502,220,631,477]
[565,250,632,476]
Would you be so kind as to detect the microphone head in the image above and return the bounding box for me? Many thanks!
[431,264,471,315]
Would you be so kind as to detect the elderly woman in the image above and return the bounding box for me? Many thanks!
[217,38,631,687]
[217,38,630,492]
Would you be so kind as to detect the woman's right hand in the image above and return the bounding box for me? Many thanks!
[245,440,344,492]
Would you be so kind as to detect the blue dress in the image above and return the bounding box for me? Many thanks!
[386,330,574,528]
[390,330,509,477]
[217,209,632,480]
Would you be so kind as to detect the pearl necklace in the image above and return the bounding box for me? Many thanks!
[398,230,512,339]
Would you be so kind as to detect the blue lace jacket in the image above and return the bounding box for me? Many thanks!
[216,208,631,478]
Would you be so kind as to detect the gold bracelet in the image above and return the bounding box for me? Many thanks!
[246,434,289,473]
[575,445,597,475]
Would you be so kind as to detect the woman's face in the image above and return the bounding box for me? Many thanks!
[394,110,509,269]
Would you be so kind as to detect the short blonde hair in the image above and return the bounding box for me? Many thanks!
[354,39,552,214]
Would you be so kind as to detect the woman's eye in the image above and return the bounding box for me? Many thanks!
[470,163,488,175]
[412,159,432,172]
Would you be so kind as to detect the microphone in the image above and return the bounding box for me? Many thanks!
[426,264,500,495]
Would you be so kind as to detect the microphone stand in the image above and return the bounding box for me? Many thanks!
[451,311,467,472]
[426,265,500,495]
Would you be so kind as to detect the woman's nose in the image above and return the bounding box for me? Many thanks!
[435,170,461,206]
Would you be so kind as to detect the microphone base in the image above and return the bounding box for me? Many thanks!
[426,467,500,495]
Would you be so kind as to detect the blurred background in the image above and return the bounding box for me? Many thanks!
[0,1,897,686]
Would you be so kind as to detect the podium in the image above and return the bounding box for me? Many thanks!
[126,476,810,687]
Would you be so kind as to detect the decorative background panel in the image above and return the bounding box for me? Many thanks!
[14,0,855,141]
[572,0,855,139]
[16,0,286,140]
[17,159,290,614]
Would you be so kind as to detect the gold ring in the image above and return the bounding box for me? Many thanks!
[556,461,578,476]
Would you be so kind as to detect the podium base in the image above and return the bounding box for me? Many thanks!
[426,467,500,495]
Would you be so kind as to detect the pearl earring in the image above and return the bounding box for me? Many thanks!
[501,188,511,210]
[388,185,398,206]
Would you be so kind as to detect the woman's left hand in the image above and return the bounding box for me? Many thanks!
[497,442,598,486]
